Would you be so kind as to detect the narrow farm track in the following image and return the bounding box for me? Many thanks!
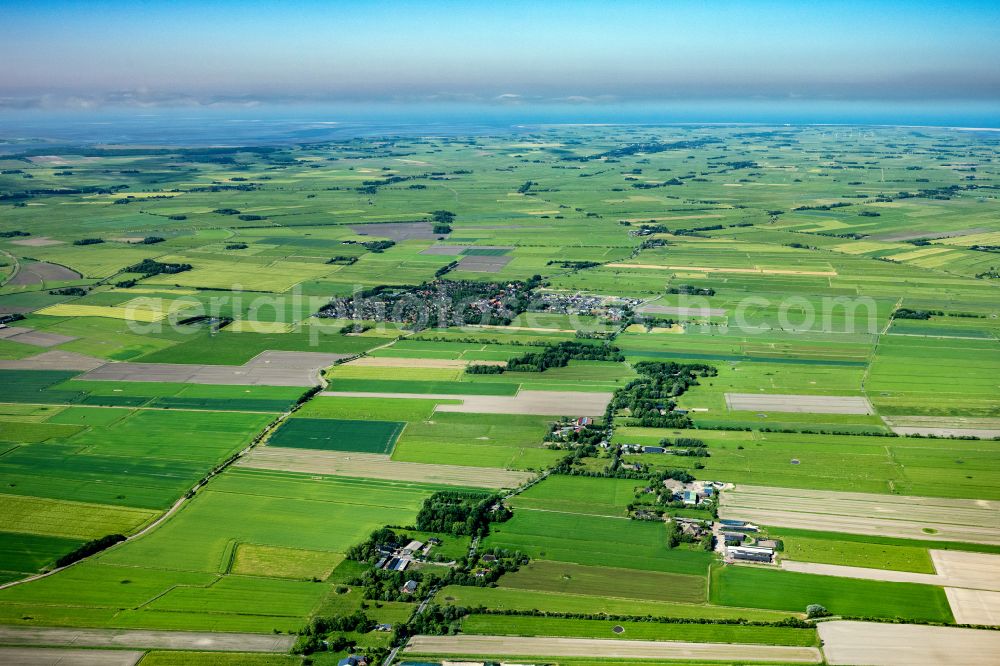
[0,249,19,287]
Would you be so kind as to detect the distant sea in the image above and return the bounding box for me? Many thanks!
[0,100,997,150]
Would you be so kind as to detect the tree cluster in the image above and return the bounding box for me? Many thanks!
[125,258,193,277]
[415,491,511,537]
[504,341,624,373]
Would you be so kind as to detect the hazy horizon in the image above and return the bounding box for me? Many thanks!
[2,0,999,127]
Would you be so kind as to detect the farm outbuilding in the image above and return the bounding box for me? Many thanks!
[728,545,774,563]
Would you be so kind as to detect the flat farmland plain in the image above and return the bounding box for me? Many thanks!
[1,124,999,657]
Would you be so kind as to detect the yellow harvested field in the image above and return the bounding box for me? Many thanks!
[239,447,534,489]
[231,543,344,580]
[405,635,822,663]
[226,320,294,333]
[35,304,166,322]
[606,264,837,276]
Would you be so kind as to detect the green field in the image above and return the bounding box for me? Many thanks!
[0,468,451,632]
[498,560,707,604]
[268,417,405,454]
[709,564,954,622]
[436,585,797,621]
[461,614,819,646]
[484,508,714,575]
[778,533,935,574]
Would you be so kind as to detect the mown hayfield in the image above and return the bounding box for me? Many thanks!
[436,585,797,621]
[268,417,404,454]
[138,653,301,666]
[709,564,954,622]
[461,614,819,646]
[498,560,706,604]
[484,507,714,575]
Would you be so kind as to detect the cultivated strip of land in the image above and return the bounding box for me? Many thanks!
[882,415,1000,438]
[239,447,534,489]
[818,620,1000,665]
[721,485,1000,545]
[945,588,1000,625]
[724,392,874,414]
[344,356,504,369]
[0,647,144,666]
[0,626,295,652]
[404,634,822,662]
[606,263,837,276]
[638,304,727,317]
[318,389,613,417]
[77,350,347,387]
[0,327,76,348]
[0,351,105,372]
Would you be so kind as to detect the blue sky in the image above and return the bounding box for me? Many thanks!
[2,0,999,111]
